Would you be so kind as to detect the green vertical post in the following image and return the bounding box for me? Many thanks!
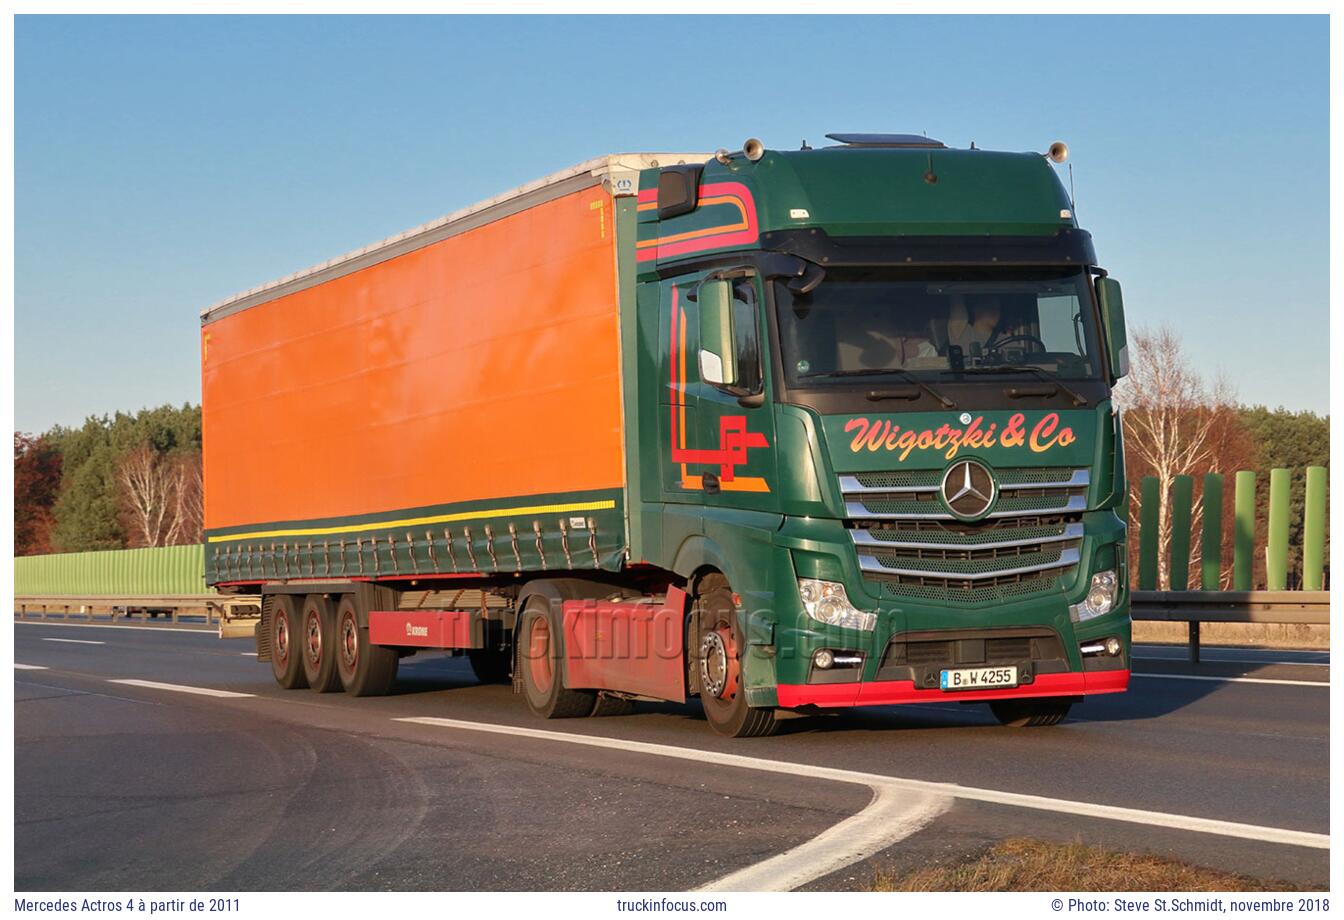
[1233,471,1256,590]
[1200,473,1224,590]
[1138,476,1160,590]
[1168,475,1194,591]
[1302,466,1326,591]
[1266,468,1290,590]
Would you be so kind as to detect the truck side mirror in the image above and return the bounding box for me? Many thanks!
[1096,276,1129,381]
[697,279,737,387]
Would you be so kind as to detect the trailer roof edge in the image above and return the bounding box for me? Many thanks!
[200,152,709,325]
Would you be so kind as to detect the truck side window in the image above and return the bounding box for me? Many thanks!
[732,281,763,395]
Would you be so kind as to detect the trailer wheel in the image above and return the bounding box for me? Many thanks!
[300,594,342,693]
[989,698,1073,727]
[517,600,594,718]
[695,580,778,738]
[269,595,309,690]
[334,594,398,697]
[467,648,511,684]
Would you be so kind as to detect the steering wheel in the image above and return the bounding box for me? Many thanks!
[988,334,1048,354]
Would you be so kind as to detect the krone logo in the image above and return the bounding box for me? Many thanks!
[940,459,997,520]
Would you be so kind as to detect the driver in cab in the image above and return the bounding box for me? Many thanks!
[946,294,1004,356]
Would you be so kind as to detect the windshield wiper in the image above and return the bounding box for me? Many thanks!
[800,368,955,408]
[942,365,1088,407]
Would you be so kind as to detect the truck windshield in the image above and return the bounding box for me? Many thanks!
[774,267,1103,387]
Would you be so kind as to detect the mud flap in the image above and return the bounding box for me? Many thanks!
[255,595,274,662]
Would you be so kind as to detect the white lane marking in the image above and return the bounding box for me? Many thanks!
[107,679,254,699]
[1134,672,1327,688]
[398,715,948,891]
[700,783,948,892]
[15,664,48,670]
[396,716,1328,852]
[15,621,211,634]
[41,637,106,645]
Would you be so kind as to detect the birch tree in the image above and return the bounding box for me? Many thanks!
[119,445,181,547]
[1115,326,1249,588]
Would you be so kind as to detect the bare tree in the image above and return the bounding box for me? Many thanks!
[171,450,204,544]
[119,445,180,547]
[1116,326,1249,588]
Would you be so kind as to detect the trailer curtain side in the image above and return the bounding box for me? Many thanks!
[201,185,627,580]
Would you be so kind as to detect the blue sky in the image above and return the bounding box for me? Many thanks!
[14,14,1330,432]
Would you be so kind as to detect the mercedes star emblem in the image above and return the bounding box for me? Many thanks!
[941,459,997,519]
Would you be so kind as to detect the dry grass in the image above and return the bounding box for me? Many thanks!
[1132,621,1328,650]
[868,838,1295,892]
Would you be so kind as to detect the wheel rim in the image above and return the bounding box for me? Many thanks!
[699,625,739,701]
[273,609,290,666]
[339,610,358,672]
[527,615,553,694]
[305,609,322,666]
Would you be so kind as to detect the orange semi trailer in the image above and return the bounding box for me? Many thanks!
[203,153,706,709]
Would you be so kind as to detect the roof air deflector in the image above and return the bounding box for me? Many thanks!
[824,133,946,149]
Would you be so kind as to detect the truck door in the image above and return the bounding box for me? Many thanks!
[657,270,777,514]
[658,274,705,507]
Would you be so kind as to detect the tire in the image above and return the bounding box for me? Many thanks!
[990,698,1073,727]
[268,595,309,690]
[695,580,778,738]
[516,600,595,719]
[590,693,636,717]
[300,594,343,693]
[467,648,511,684]
[334,594,398,697]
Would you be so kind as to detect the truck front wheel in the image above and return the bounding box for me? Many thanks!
[695,582,778,738]
[268,595,309,690]
[516,601,594,718]
[990,698,1073,727]
[334,595,398,697]
[300,594,343,693]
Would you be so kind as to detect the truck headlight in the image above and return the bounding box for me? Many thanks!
[797,578,876,632]
[1070,569,1118,622]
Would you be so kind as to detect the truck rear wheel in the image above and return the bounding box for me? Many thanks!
[300,594,342,693]
[517,600,594,718]
[334,594,398,697]
[268,595,309,690]
[695,582,778,738]
[990,698,1073,727]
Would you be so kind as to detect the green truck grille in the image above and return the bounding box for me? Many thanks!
[841,467,1088,603]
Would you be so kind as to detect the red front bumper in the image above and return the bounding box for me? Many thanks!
[775,669,1129,709]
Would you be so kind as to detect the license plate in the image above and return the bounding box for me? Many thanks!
[940,665,1018,691]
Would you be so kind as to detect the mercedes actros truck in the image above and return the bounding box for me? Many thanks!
[201,133,1131,737]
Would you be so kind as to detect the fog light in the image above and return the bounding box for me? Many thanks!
[1070,569,1118,623]
[1080,636,1123,658]
[814,649,835,670]
[797,578,876,632]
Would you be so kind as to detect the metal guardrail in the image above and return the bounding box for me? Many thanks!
[1131,590,1330,662]
[14,594,262,638]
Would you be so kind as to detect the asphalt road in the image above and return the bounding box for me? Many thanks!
[12,621,1331,891]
